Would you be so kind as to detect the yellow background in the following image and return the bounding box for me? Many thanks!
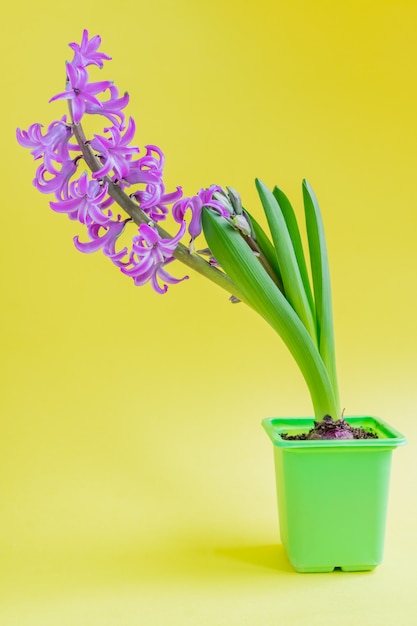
[1,0,417,623]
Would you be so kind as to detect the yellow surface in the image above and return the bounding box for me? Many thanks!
[1,0,417,623]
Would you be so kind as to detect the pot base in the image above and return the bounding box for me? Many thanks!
[296,564,376,573]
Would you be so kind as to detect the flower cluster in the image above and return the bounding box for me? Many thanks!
[17,29,231,293]
[17,30,348,426]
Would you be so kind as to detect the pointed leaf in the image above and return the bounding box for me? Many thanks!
[302,179,340,413]
[255,179,317,343]
[272,185,314,315]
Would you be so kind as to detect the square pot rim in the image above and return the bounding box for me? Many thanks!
[262,415,407,449]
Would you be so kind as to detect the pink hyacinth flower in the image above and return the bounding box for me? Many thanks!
[49,172,110,225]
[34,157,78,199]
[122,221,188,293]
[172,185,230,239]
[91,117,139,180]
[50,63,112,124]
[85,84,130,130]
[16,116,77,166]
[132,184,183,222]
[69,29,112,69]
[74,217,130,266]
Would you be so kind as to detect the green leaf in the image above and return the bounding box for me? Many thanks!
[202,207,339,421]
[255,179,317,343]
[302,179,340,414]
[272,186,314,316]
[243,209,283,286]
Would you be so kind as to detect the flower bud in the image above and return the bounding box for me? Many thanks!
[226,186,242,214]
[232,213,252,237]
[212,190,233,212]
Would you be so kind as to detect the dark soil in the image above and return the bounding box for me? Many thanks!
[281,415,378,441]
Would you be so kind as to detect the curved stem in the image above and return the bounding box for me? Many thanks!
[70,120,246,301]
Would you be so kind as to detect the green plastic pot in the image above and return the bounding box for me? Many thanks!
[262,416,406,573]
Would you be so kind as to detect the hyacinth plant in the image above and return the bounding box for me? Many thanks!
[17,30,355,436]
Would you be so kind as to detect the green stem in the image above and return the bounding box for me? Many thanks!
[70,121,246,301]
